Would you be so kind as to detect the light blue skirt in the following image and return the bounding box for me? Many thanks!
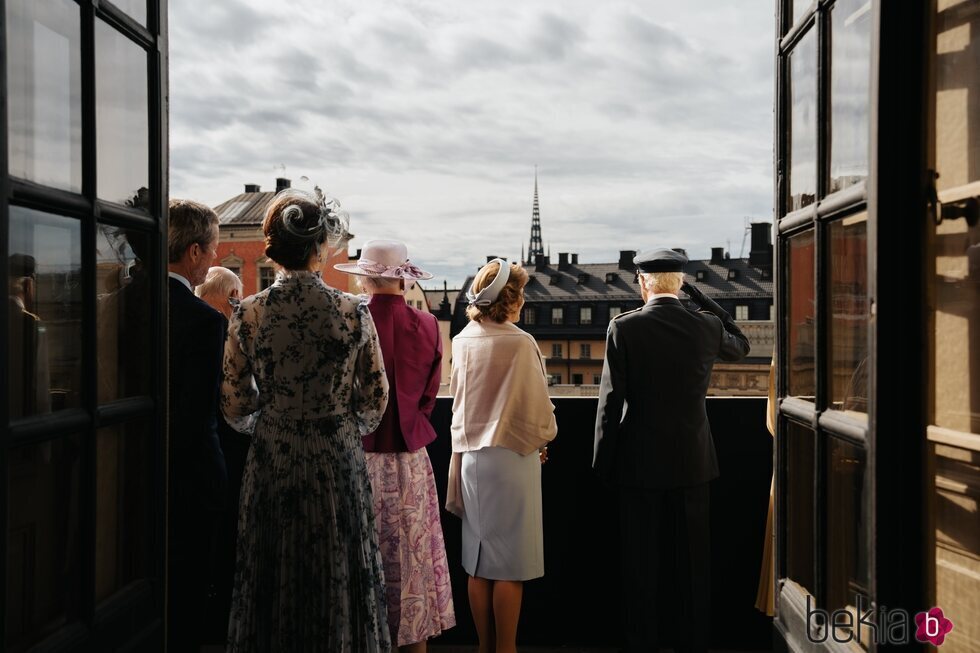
[460,446,544,581]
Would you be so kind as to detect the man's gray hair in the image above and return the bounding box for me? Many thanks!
[195,266,242,299]
[640,271,684,295]
[168,199,219,263]
[357,276,403,292]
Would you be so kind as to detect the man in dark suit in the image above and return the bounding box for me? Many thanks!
[167,199,227,652]
[594,247,750,653]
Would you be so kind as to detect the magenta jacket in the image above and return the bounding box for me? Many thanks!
[362,294,443,453]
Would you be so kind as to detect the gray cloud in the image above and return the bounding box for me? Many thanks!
[169,0,774,287]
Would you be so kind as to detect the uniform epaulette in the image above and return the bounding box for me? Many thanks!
[611,306,642,321]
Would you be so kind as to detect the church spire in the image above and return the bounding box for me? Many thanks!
[526,166,544,266]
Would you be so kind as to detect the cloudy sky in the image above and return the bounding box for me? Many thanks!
[169,0,774,288]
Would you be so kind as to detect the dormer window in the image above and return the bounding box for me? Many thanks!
[727,269,739,280]
[577,273,589,285]
[549,274,561,286]
[696,270,707,281]
[605,272,619,283]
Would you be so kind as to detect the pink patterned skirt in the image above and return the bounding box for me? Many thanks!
[365,449,456,646]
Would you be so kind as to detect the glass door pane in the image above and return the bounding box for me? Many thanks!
[788,231,816,399]
[5,435,83,652]
[5,0,82,192]
[789,30,818,211]
[8,207,83,418]
[829,0,871,194]
[828,213,869,414]
[96,20,149,209]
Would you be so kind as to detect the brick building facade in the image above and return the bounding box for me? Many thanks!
[212,178,351,295]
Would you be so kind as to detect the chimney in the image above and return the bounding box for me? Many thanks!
[558,252,570,270]
[244,183,261,193]
[535,254,551,272]
[618,250,637,270]
[711,247,725,263]
[275,177,291,193]
[749,222,773,270]
[571,253,579,264]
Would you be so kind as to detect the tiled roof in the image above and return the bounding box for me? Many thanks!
[214,191,276,225]
[456,257,772,305]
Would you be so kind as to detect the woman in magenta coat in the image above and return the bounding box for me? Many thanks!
[336,239,455,652]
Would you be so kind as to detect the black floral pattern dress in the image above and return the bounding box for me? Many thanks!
[222,270,391,652]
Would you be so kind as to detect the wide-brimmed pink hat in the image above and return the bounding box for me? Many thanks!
[334,239,433,280]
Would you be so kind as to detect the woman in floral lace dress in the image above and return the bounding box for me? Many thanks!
[222,187,391,652]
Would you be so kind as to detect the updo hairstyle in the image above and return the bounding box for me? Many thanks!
[465,261,528,323]
[263,189,347,271]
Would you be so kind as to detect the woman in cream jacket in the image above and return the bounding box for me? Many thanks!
[447,258,557,653]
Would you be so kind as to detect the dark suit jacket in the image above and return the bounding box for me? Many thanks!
[362,294,442,452]
[168,277,227,510]
[593,296,750,488]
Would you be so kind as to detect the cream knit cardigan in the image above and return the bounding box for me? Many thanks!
[445,319,558,517]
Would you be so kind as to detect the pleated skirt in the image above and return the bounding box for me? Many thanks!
[365,450,456,646]
[460,446,544,581]
[227,414,390,653]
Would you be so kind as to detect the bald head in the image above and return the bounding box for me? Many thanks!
[195,266,243,318]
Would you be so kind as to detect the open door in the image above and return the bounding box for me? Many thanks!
[2,0,169,650]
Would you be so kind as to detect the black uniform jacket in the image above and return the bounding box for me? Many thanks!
[593,296,750,488]
[168,277,228,509]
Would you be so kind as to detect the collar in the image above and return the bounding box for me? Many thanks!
[368,293,406,306]
[651,292,679,300]
[168,271,192,292]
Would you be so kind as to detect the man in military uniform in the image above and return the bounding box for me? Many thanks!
[594,247,750,653]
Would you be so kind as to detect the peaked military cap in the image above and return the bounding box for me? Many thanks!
[633,247,688,273]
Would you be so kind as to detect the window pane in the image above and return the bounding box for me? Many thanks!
[829,214,869,413]
[789,31,817,212]
[8,207,83,418]
[792,0,811,26]
[935,0,980,192]
[580,306,592,325]
[96,20,149,209]
[788,231,816,399]
[96,420,153,602]
[5,0,82,192]
[785,421,816,595]
[109,0,146,26]
[96,225,154,402]
[826,438,868,624]
[829,0,871,194]
[5,435,83,650]
[259,267,275,291]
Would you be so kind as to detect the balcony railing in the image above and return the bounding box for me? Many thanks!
[426,396,773,649]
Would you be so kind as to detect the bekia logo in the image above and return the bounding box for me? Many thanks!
[915,607,954,646]
[807,594,954,646]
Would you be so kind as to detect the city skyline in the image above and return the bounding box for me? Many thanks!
[169,0,774,287]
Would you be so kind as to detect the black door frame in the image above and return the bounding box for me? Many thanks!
[0,0,169,650]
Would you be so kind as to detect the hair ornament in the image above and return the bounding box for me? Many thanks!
[279,179,350,246]
[466,258,511,306]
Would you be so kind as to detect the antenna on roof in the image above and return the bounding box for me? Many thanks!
[739,217,752,258]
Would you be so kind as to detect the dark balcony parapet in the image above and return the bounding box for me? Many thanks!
[426,396,774,649]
